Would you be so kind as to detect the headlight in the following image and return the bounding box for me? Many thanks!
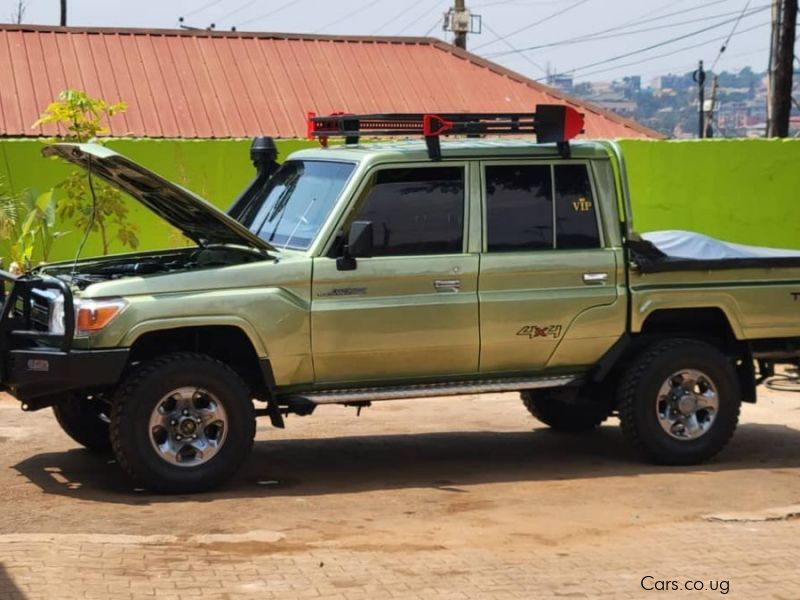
[75,298,128,335]
[48,293,66,335]
[47,294,128,336]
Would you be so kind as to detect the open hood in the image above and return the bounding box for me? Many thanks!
[42,143,274,252]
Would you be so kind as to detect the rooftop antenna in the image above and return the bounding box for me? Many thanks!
[178,17,216,31]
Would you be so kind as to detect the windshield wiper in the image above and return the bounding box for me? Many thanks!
[282,197,317,249]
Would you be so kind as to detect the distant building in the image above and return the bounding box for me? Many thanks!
[650,74,692,92]
[546,74,575,93]
[592,99,637,117]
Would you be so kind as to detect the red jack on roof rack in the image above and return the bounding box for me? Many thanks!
[306,104,585,160]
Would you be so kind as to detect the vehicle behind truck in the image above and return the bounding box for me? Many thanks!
[2,106,799,493]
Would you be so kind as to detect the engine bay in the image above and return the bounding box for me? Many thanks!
[39,246,270,290]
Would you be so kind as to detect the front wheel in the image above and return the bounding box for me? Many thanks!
[53,394,112,452]
[618,339,741,465]
[521,389,611,433]
[110,353,256,493]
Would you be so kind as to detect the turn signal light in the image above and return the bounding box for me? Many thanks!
[76,299,127,334]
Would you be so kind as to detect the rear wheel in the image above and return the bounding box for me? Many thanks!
[618,339,741,465]
[110,353,256,493]
[52,395,112,452]
[521,389,612,433]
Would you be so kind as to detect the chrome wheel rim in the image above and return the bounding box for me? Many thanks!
[656,369,719,441]
[148,387,228,467]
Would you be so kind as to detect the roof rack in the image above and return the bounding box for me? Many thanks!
[306,104,585,160]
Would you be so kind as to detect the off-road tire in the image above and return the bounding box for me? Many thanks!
[52,395,112,452]
[521,389,611,433]
[618,338,741,465]
[110,352,256,494]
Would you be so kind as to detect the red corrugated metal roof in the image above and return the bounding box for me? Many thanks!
[0,25,663,140]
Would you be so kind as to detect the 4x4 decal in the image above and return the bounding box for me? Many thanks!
[517,325,563,340]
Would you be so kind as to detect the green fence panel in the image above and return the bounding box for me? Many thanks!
[0,138,315,264]
[3,137,800,265]
[619,138,800,249]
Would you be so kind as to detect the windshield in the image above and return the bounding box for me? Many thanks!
[245,160,355,250]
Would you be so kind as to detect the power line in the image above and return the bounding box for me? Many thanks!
[372,1,423,35]
[213,0,260,25]
[236,0,301,28]
[182,0,227,19]
[183,0,227,18]
[566,20,770,80]
[395,1,446,36]
[634,45,769,81]
[422,17,443,37]
[540,7,769,80]
[485,0,740,57]
[482,21,546,73]
[486,6,766,58]
[472,0,592,51]
[313,0,389,34]
[615,0,694,25]
[472,0,561,7]
[711,0,753,71]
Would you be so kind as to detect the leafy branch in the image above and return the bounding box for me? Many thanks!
[34,90,138,255]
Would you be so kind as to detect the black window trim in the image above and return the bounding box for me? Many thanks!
[321,160,472,259]
[479,158,604,253]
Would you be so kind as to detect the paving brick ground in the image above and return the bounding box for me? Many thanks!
[2,387,800,599]
[2,521,799,599]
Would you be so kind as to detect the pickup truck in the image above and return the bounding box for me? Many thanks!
[2,108,799,493]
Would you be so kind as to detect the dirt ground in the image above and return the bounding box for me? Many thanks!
[1,384,800,599]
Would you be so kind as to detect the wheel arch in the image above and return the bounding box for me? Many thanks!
[639,307,740,348]
[126,325,275,399]
[590,308,756,404]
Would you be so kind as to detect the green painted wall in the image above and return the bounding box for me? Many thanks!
[2,137,799,265]
[0,138,315,263]
[619,138,800,249]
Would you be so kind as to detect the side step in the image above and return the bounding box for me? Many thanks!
[282,375,580,406]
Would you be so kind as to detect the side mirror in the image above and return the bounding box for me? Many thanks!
[337,221,373,271]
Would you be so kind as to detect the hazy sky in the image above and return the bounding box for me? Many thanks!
[2,0,777,83]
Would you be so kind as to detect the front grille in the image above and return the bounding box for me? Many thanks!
[13,290,54,332]
[30,294,50,330]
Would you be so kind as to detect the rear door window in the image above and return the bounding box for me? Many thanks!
[485,164,553,252]
[555,164,600,249]
[484,162,600,252]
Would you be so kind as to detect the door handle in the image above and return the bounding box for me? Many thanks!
[434,279,461,292]
[582,272,608,285]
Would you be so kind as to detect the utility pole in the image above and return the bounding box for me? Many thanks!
[443,1,481,50]
[767,0,798,137]
[11,0,26,24]
[705,75,719,138]
[453,0,467,49]
[60,0,66,26]
[693,60,707,138]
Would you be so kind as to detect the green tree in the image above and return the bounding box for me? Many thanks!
[34,90,139,255]
[0,179,66,268]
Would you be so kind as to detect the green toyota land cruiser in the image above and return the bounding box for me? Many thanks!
[2,107,799,493]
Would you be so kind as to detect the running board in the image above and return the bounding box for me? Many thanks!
[283,375,580,405]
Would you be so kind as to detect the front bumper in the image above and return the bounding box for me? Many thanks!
[2,347,130,403]
[1,270,129,404]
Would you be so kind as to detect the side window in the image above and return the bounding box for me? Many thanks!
[555,164,600,249]
[485,165,553,252]
[353,167,464,256]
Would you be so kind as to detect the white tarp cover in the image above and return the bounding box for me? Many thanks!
[641,230,800,260]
